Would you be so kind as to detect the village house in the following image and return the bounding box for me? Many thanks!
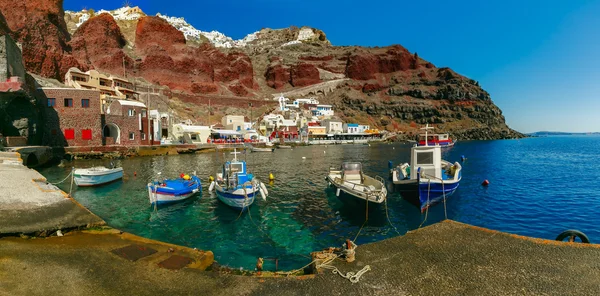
[322,119,343,135]
[103,99,148,146]
[344,123,360,134]
[37,88,103,147]
[221,115,245,131]
[358,124,370,133]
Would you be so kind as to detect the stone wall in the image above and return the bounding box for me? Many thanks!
[0,35,25,82]
[37,88,102,147]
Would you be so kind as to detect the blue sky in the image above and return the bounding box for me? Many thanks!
[64,0,600,133]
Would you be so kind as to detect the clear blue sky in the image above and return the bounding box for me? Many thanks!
[64,0,600,133]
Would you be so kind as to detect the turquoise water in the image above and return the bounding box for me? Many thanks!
[40,136,600,270]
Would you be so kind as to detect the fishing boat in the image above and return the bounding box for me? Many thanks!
[416,124,455,147]
[209,149,268,211]
[251,146,275,152]
[73,166,123,187]
[326,162,387,207]
[390,125,462,212]
[147,173,202,205]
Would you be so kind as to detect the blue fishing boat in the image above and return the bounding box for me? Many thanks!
[389,125,462,212]
[147,173,202,206]
[209,149,268,211]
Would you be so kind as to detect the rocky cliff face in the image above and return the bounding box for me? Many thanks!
[0,0,82,80]
[0,3,522,139]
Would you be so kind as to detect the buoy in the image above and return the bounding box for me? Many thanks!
[336,188,340,197]
[482,180,490,186]
[256,258,264,272]
[134,171,137,177]
[461,155,466,162]
[208,181,215,192]
[269,173,275,181]
[180,173,185,178]
[302,156,306,160]
[209,175,214,182]
[392,147,395,150]
[324,151,326,154]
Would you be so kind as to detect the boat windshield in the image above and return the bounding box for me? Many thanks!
[342,162,362,172]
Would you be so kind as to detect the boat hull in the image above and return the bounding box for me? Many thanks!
[215,183,257,211]
[326,175,386,208]
[393,179,459,212]
[74,168,124,187]
[148,176,202,205]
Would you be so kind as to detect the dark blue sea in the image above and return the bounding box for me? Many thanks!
[40,136,600,270]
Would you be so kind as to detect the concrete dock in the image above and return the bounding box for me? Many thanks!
[2,220,600,295]
[0,151,104,234]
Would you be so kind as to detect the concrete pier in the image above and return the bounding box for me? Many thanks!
[0,151,104,234]
[2,219,600,295]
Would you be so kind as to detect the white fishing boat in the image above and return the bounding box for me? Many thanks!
[209,149,268,211]
[251,146,275,152]
[73,166,124,187]
[326,162,387,207]
[389,124,462,212]
[278,145,292,149]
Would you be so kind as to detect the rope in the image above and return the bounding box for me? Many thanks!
[353,191,369,242]
[49,169,73,185]
[384,197,401,236]
[442,179,447,220]
[319,264,371,284]
[68,168,74,197]
[418,178,431,229]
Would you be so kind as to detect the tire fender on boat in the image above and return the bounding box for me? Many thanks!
[259,187,266,201]
[556,229,590,243]
[208,181,215,192]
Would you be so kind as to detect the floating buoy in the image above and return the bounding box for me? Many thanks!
[302,156,306,160]
[269,173,275,181]
[392,147,395,149]
[209,175,214,182]
[208,181,215,192]
[461,155,466,162]
[324,151,326,154]
[482,180,490,186]
[336,188,340,197]
[134,171,137,177]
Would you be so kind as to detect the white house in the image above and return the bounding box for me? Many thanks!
[312,104,334,117]
[221,115,245,131]
[358,124,370,133]
[322,119,343,134]
[172,124,211,144]
[344,123,360,134]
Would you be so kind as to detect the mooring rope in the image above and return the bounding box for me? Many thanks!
[418,178,432,229]
[49,169,73,185]
[353,191,369,242]
[384,197,401,236]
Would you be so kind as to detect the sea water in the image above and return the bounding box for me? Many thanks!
[39,136,600,270]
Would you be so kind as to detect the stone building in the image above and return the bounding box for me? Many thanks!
[103,99,148,146]
[37,88,102,147]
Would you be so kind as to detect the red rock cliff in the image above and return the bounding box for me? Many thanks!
[0,0,81,80]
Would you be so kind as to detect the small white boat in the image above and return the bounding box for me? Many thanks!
[251,146,275,152]
[73,166,124,187]
[278,145,292,149]
[326,162,387,207]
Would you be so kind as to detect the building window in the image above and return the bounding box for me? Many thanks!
[47,98,56,107]
[129,132,135,140]
[64,98,73,107]
[81,99,90,108]
[141,110,147,117]
[128,109,135,117]
[81,129,92,140]
[64,129,75,140]
[141,133,146,140]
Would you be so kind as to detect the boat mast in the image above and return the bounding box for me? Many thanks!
[421,124,434,147]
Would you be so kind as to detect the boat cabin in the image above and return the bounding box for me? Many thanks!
[341,162,363,183]
[418,133,452,146]
[410,145,442,181]
[221,161,251,189]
